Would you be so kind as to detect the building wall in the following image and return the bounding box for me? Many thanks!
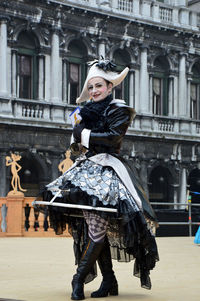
[0,0,200,209]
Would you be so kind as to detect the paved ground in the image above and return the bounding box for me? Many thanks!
[0,236,199,301]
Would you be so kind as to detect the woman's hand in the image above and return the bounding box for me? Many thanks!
[73,123,85,143]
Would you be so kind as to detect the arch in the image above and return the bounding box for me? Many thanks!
[188,58,200,73]
[66,36,89,58]
[113,48,131,66]
[188,168,200,207]
[17,30,39,49]
[153,55,170,73]
[191,60,200,77]
[148,165,174,209]
[68,39,87,59]
[13,25,43,47]
[19,151,49,197]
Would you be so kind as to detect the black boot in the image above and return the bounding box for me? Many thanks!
[71,239,104,300]
[91,237,118,298]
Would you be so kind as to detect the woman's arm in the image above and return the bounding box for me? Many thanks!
[81,105,135,149]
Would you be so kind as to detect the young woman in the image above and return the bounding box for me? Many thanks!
[36,59,159,300]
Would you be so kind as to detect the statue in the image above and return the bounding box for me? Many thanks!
[58,150,73,174]
[6,153,26,195]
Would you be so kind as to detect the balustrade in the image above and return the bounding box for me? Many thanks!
[22,103,44,119]
[196,123,200,134]
[132,115,200,137]
[159,7,173,23]
[63,0,200,30]
[158,119,174,132]
[0,196,70,237]
[118,0,133,13]
[11,98,76,125]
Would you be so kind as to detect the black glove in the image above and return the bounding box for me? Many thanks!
[73,123,85,143]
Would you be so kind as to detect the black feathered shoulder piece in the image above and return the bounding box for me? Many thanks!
[88,56,116,72]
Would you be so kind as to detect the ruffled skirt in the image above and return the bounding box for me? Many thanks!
[35,157,159,290]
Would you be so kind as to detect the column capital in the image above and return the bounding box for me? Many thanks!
[0,15,10,23]
[51,25,61,35]
[97,37,107,44]
[11,48,18,54]
[179,52,187,58]
[140,44,149,51]
[37,53,45,59]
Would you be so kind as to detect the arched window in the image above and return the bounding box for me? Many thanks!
[18,154,48,197]
[190,61,200,119]
[113,49,130,104]
[18,157,39,197]
[188,168,200,209]
[66,40,87,105]
[16,31,39,99]
[148,166,173,209]
[153,56,170,116]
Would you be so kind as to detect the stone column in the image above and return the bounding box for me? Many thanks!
[129,69,134,108]
[168,75,174,116]
[139,47,149,114]
[62,59,67,102]
[0,18,8,96]
[38,55,45,100]
[50,28,64,121]
[134,69,140,112]
[172,184,179,210]
[98,39,106,58]
[187,75,192,117]
[11,49,17,97]
[149,73,153,114]
[51,29,60,102]
[179,168,187,210]
[45,54,50,101]
[178,54,187,117]
[173,75,178,117]
[0,152,7,196]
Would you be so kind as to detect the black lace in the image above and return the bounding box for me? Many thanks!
[80,94,112,129]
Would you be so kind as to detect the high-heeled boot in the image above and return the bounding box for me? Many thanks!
[91,237,118,298]
[71,239,104,300]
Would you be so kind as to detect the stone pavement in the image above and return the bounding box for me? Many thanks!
[0,236,199,301]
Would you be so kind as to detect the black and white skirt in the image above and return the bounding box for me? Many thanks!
[36,154,159,290]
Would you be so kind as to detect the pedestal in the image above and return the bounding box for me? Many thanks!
[6,192,25,236]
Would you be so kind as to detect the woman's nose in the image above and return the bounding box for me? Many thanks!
[91,86,97,93]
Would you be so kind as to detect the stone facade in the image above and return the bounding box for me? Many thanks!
[0,0,200,211]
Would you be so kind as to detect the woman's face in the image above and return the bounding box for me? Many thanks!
[87,77,112,102]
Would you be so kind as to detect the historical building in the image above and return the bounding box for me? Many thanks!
[0,0,200,218]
